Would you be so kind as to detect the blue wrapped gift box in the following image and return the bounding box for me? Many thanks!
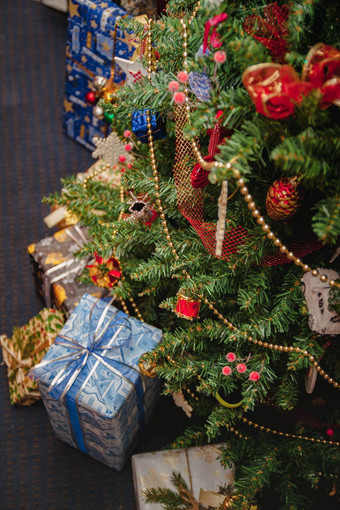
[33,293,162,470]
[63,0,138,150]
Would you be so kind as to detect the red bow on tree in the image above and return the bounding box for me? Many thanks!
[242,43,340,119]
[203,13,228,54]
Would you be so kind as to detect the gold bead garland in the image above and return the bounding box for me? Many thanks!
[82,162,112,189]
[178,17,339,291]
[143,18,339,391]
[241,417,340,447]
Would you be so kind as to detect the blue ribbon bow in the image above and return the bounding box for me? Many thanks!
[31,298,145,454]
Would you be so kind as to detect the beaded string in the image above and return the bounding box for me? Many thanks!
[143,17,339,393]
[179,18,339,290]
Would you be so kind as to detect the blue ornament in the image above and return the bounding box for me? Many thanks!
[131,110,167,143]
[188,72,211,102]
[196,44,211,57]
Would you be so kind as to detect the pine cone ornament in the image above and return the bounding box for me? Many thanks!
[266,177,301,220]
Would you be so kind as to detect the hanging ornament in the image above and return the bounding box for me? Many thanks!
[126,192,155,223]
[188,72,211,102]
[266,177,301,220]
[138,352,157,377]
[175,291,201,320]
[301,269,340,335]
[85,91,96,104]
[114,56,148,86]
[92,131,133,168]
[131,109,166,143]
[215,180,229,257]
[86,252,122,289]
[305,366,318,394]
[93,105,104,119]
[172,390,193,418]
[92,75,107,91]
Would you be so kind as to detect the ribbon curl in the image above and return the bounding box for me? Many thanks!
[243,43,340,119]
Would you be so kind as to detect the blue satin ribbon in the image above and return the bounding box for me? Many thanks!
[32,298,145,453]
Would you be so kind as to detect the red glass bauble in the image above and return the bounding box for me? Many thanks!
[85,91,96,104]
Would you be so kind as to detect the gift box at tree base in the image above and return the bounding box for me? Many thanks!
[31,293,162,471]
[28,226,108,317]
[63,0,138,150]
[132,444,234,510]
[0,308,65,406]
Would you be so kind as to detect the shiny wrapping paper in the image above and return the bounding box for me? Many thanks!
[28,226,107,317]
[34,294,162,470]
[63,0,137,150]
[132,444,234,510]
[0,308,65,405]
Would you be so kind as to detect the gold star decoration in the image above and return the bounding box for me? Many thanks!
[64,99,74,113]
[90,19,98,29]
[66,64,73,73]
[101,41,112,55]
[81,55,87,63]
[68,0,80,18]
[100,2,108,7]
[84,116,91,123]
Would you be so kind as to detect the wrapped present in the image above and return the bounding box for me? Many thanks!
[28,225,108,317]
[132,444,234,510]
[31,293,162,470]
[0,308,65,406]
[131,110,166,143]
[63,0,138,150]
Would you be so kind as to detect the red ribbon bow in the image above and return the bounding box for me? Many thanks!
[203,13,228,54]
[242,43,340,119]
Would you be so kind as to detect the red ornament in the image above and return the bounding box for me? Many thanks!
[175,292,201,320]
[326,428,335,437]
[266,177,301,220]
[85,91,96,104]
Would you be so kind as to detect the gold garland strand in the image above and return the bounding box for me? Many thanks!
[241,417,340,447]
[178,17,339,290]
[143,17,339,393]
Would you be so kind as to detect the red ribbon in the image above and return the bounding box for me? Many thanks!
[242,43,340,119]
[203,13,228,54]
[244,3,289,64]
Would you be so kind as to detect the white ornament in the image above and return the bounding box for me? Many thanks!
[114,56,148,86]
[91,131,133,167]
[301,268,340,335]
[172,390,193,418]
[215,180,228,257]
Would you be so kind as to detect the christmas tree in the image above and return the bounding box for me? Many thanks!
[47,0,340,508]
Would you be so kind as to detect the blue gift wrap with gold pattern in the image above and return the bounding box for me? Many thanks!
[32,293,162,471]
[63,0,137,150]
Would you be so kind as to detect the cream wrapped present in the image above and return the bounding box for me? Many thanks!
[132,444,234,510]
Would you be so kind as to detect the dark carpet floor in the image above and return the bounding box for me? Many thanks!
[0,2,189,509]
